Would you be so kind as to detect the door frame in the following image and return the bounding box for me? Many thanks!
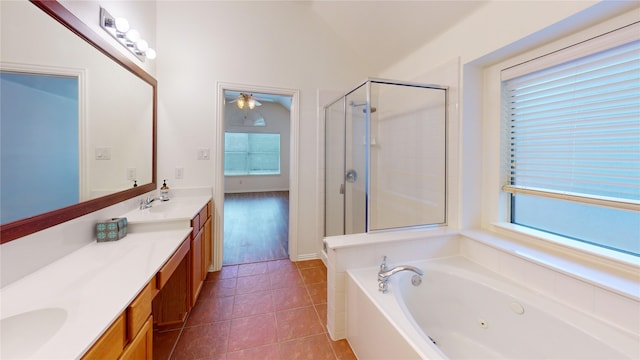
[213,82,300,270]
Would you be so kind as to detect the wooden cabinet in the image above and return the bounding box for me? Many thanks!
[152,236,190,327]
[82,279,154,360]
[82,313,126,360]
[190,201,212,307]
[190,229,203,307]
[153,200,213,324]
[120,317,152,360]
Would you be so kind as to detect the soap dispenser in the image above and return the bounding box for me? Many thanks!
[160,179,170,201]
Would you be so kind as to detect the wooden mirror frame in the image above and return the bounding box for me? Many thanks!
[0,0,157,244]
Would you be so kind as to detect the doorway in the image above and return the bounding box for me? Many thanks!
[214,84,299,268]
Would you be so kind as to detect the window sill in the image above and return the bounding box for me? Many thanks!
[462,224,639,301]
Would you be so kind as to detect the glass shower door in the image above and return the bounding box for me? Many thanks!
[324,98,345,236]
[344,84,368,234]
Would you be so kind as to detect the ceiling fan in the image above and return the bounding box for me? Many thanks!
[228,93,262,110]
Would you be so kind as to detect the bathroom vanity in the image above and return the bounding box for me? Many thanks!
[0,195,213,359]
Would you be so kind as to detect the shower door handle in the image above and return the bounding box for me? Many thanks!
[339,183,344,194]
[345,169,357,183]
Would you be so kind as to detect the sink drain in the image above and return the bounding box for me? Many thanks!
[478,318,489,329]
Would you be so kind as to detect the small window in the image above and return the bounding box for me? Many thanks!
[501,27,640,256]
[224,132,280,176]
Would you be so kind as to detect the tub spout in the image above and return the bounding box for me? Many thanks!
[377,258,424,294]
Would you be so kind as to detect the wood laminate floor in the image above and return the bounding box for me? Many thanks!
[223,191,289,265]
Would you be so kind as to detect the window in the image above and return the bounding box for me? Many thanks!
[224,132,280,175]
[501,24,640,256]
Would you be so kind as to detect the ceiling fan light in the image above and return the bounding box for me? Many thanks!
[248,97,256,109]
[237,97,246,109]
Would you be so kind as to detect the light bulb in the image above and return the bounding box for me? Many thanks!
[126,29,140,43]
[237,97,245,109]
[248,98,256,110]
[114,17,129,33]
[145,48,156,60]
[137,39,148,52]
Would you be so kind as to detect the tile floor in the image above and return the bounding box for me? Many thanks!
[153,259,357,359]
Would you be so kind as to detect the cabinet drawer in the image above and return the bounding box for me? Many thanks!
[191,214,200,238]
[82,313,125,360]
[156,238,190,289]
[127,280,154,341]
[199,205,208,223]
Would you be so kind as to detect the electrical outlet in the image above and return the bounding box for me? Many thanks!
[197,148,210,160]
[126,167,136,180]
[95,147,111,160]
[175,167,184,179]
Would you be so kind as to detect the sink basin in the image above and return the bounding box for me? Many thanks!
[1,308,67,358]
[148,200,172,213]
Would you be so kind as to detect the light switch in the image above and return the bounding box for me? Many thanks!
[175,167,184,179]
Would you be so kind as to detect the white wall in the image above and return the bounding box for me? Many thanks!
[224,101,290,193]
[155,2,376,259]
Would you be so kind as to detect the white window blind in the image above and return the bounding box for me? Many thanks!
[501,24,640,212]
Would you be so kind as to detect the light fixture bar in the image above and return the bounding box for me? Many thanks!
[99,7,156,62]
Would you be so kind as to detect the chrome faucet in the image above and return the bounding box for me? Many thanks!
[377,256,424,294]
[139,195,156,209]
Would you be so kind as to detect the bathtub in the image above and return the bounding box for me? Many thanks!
[346,256,639,359]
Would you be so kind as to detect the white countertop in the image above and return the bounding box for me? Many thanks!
[0,195,211,359]
[124,195,211,224]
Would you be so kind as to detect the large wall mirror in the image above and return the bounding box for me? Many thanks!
[0,0,157,243]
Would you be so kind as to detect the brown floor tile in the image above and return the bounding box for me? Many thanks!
[279,334,336,360]
[314,303,328,333]
[200,277,237,298]
[300,267,327,284]
[237,262,269,277]
[235,273,271,294]
[207,265,238,281]
[186,296,234,327]
[152,329,179,360]
[296,259,325,269]
[329,338,358,360]
[267,259,298,273]
[171,321,230,360]
[226,343,279,360]
[228,313,277,352]
[269,269,305,289]
[153,259,353,359]
[306,282,328,304]
[276,306,324,342]
[271,286,312,311]
[232,290,274,318]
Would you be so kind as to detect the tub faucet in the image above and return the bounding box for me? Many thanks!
[377,256,424,294]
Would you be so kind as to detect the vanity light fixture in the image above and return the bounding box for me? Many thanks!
[99,7,156,61]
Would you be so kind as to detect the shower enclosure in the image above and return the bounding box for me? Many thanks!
[324,79,447,236]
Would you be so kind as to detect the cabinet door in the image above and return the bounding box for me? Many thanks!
[82,313,125,360]
[203,217,212,279]
[152,237,190,327]
[190,229,203,307]
[120,316,153,360]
